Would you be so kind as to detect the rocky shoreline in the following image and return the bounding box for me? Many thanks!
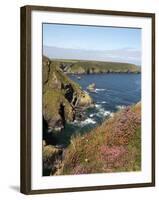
[42,56,94,175]
[43,56,94,132]
[57,59,141,74]
[43,102,141,176]
[42,56,141,176]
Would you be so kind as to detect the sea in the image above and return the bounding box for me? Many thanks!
[55,73,141,146]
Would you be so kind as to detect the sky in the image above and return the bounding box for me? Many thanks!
[43,23,141,65]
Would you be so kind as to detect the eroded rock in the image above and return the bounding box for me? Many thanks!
[43,145,63,176]
[42,56,93,133]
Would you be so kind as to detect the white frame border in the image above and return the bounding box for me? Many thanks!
[31,10,152,190]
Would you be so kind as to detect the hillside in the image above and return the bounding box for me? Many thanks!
[50,59,141,74]
[42,56,141,176]
[61,103,141,175]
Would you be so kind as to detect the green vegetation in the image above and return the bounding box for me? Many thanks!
[42,56,141,176]
[42,56,93,132]
[43,56,81,93]
[51,59,141,74]
[61,103,141,174]
[42,56,94,175]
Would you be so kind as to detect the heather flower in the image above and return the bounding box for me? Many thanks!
[62,104,141,175]
[100,145,129,170]
[72,164,92,174]
[72,165,86,174]
[100,145,126,161]
[107,106,141,145]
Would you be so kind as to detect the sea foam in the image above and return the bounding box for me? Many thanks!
[71,118,96,127]
[95,88,106,93]
[95,104,111,117]
[116,105,126,110]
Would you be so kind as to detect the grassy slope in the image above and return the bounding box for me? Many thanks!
[61,103,141,175]
[51,59,140,74]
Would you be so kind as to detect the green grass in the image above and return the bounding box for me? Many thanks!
[127,127,141,171]
[51,59,141,74]
[61,103,141,175]
[42,56,141,175]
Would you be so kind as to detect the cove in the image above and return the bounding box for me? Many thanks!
[53,73,141,146]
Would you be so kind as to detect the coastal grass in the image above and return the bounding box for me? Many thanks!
[51,59,141,74]
[62,103,141,175]
[42,56,141,175]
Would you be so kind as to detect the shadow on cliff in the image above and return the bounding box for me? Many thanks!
[43,117,77,148]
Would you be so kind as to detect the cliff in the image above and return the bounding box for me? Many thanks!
[42,56,93,133]
[51,59,141,74]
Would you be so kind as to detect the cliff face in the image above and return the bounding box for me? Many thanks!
[55,59,141,74]
[42,56,93,132]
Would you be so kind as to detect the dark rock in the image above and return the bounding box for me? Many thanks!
[63,83,74,103]
[43,145,63,176]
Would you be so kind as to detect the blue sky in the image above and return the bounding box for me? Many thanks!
[43,23,141,65]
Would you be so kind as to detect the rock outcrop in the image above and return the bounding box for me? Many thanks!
[43,144,63,176]
[57,60,141,74]
[42,56,93,133]
[87,83,96,93]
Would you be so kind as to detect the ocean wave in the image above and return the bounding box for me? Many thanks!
[95,104,102,108]
[116,105,126,110]
[81,118,96,125]
[96,109,111,117]
[94,104,111,117]
[89,113,95,118]
[70,104,112,127]
[97,101,107,104]
[95,88,106,92]
[71,118,96,127]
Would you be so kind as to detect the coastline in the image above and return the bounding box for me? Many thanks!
[43,102,141,176]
